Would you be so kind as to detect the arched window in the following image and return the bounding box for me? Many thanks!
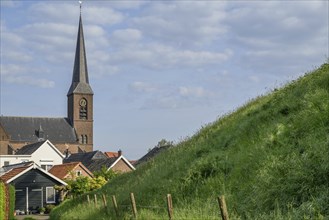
[80,135,88,144]
[79,98,87,120]
[79,135,83,144]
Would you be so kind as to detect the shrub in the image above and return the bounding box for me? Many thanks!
[9,185,15,220]
[0,181,5,220]
[45,204,55,214]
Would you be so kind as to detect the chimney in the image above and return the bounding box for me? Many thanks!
[65,149,71,159]
[118,149,122,157]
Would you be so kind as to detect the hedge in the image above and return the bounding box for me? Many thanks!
[0,181,6,220]
[9,185,15,220]
[0,181,16,220]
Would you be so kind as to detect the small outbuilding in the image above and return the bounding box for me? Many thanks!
[0,161,67,214]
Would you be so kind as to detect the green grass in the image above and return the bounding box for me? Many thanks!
[50,63,329,219]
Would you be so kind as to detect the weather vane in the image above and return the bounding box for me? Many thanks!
[79,1,82,14]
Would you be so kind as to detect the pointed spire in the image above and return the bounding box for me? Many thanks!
[67,11,93,96]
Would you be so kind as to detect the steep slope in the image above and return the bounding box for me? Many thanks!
[50,63,329,219]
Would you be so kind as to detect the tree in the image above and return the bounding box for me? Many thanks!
[55,175,107,198]
[156,139,173,148]
[93,166,118,181]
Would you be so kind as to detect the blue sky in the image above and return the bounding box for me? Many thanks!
[1,0,328,159]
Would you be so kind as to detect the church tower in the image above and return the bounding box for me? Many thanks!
[67,13,93,152]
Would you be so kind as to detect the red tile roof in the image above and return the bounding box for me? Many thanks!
[48,162,93,180]
[104,152,119,158]
[0,165,32,183]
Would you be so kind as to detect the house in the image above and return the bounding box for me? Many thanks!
[48,162,93,180]
[0,154,31,168]
[0,139,64,170]
[0,161,67,213]
[64,150,135,173]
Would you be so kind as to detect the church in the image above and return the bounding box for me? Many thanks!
[0,13,94,155]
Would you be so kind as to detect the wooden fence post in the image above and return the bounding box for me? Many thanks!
[218,195,229,220]
[102,194,107,207]
[166,194,173,220]
[102,194,108,214]
[130,192,138,219]
[112,195,119,217]
[87,195,90,204]
[94,194,98,207]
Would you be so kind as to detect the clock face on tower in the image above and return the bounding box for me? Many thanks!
[79,98,87,119]
[79,98,87,107]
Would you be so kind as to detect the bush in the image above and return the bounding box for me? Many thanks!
[9,185,15,219]
[0,181,5,220]
[45,204,55,214]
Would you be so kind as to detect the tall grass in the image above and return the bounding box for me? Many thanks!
[50,63,329,219]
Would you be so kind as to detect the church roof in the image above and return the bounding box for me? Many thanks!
[0,116,77,143]
[64,150,107,165]
[67,14,93,96]
[15,140,47,155]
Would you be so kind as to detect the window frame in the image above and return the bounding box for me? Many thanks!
[46,187,56,204]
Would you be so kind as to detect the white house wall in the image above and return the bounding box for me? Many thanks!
[0,140,64,168]
[31,141,64,168]
[0,155,32,167]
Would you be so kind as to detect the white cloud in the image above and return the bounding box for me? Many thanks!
[109,1,145,9]
[129,82,157,93]
[179,86,209,98]
[29,2,124,27]
[248,75,261,83]
[133,2,227,47]
[5,76,55,88]
[89,64,119,78]
[1,31,24,47]
[112,29,142,43]
[1,51,32,62]
[85,6,124,26]
[133,83,214,110]
[1,64,54,88]
[0,0,18,8]
[110,43,232,70]
[1,64,27,77]
[226,1,328,75]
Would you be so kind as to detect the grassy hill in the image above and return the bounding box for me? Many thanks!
[50,63,329,220]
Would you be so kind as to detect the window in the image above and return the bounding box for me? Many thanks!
[4,161,10,166]
[80,135,88,144]
[46,187,56,203]
[84,135,88,144]
[41,164,53,171]
[79,135,83,144]
[76,170,82,176]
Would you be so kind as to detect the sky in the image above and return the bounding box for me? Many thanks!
[0,0,328,160]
